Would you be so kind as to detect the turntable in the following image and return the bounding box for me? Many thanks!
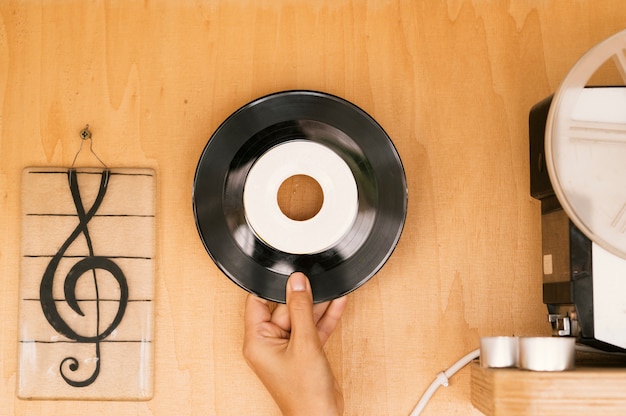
[530,30,626,351]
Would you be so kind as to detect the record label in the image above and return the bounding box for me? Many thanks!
[243,140,358,255]
[193,90,407,302]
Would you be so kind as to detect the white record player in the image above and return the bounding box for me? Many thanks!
[530,30,626,351]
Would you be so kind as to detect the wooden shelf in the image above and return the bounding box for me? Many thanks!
[471,361,626,415]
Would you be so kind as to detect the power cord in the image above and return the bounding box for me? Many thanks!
[409,348,480,415]
[409,342,626,415]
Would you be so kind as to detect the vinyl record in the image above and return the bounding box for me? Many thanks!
[193,90,407,303]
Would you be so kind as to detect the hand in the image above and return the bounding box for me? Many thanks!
[243,272,348,416]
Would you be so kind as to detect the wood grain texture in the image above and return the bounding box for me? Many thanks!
[2,1,626,415]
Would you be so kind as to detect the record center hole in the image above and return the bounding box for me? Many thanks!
[277,175,324,221]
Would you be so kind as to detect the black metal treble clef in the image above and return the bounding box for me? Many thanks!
[39,169,129,387]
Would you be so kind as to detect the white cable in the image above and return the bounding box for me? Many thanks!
[409,348,480,416]
[409,343,626,415]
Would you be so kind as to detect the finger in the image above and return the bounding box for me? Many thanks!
[272,295,332,332]
[316,296,348,346]
[243,294,271,363]
[273,301,331,332]
[269,303,291,331]
[312,301,332,325]
[285,272,319,347]
[243,294,290,364]
[244,294,272,331]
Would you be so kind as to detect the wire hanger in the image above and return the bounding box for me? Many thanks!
[70,124,108,169]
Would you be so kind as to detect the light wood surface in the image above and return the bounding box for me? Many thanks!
[2,1,626,415]
[471,362,626,415]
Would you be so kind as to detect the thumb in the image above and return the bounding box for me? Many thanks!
[286,272,319,347]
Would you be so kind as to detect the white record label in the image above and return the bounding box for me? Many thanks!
[243,140,358,255]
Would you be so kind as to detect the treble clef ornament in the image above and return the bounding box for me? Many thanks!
[39,126,129,387]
